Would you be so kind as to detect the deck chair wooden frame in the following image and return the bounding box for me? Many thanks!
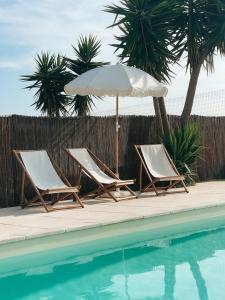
[13,150,84,212]
[135,144,188,195]
[65,148,137,202]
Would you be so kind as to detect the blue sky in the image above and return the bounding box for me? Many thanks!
[0,0,224,116]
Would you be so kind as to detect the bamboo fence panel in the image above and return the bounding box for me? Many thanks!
[0,117,14,207]
[0,114,225,207]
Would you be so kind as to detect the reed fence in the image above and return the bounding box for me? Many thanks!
[0,114,224,208]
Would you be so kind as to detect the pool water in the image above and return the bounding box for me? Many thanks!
[1,222,225,299]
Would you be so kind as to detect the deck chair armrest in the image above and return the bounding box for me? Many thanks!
[45,186,79,194]
[115,179,136,186]
[157,175,185,181]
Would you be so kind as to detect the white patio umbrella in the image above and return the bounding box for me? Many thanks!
[64,64,168,177]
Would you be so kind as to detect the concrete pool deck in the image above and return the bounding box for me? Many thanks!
[0,181,225,246]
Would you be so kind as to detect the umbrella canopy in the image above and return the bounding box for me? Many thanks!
[64,64,168,177]
[64,64,168,97]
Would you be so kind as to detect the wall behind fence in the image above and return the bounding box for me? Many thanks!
[0,114,224,208]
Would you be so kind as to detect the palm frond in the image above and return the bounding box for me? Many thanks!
[162,123,203,183]
[105,0,177,83]
[65,35,109,116]
[21,52,73,117]
[172,0,225,73]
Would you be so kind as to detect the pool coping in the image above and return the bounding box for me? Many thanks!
[1,181,225,250]
[1,199,225,246]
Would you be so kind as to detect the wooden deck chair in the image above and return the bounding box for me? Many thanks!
[13,150,84,212]
[65,148,137,202]
[135,144,188,195]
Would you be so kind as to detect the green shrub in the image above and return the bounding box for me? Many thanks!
[162,123,203,184]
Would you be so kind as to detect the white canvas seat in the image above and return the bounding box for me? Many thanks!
[20,151,69,190]
[135,144,188,195]
[68,149,133,185]
[66,148,136,202]
[14,150,83,212]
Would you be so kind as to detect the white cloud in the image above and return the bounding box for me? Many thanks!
[0,0,118,59]
[0,59,19,69]
[0,56,33,69]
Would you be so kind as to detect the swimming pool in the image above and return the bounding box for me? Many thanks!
[1,212,225,300]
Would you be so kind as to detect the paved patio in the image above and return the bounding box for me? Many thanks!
[0,181,225,245]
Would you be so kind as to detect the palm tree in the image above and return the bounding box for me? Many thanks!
[21,53,73,117]
[173,0,225,125]
[105,0,177,135]
[65,35,109,116]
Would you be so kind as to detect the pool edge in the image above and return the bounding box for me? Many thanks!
[0,201,225,259]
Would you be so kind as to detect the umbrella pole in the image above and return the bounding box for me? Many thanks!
[115,95,119,178]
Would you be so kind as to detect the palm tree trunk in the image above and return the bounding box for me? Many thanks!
[158,97,170,136]
[189,258,209,300]
[153,97,164,137]
[181,63,202,126]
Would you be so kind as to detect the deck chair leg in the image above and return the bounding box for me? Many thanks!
[164,180,189,194]
[50,193,60,205]
[106,191,118,202]
[152,182,159,196]
[139,163,143,192]
[57,192,73,202]
[142,182,152,193]
[38,194,50,212]
[51,194,61,204]
[149,180,160,196]
[181,180,189,193]
[81,187,101,199]
[142,181,159,196]
[83,180,118,202]
[76,167,82,188]
[124,185,137,198]
[102,186,118,202]
[165,180,179,191]
[51,194,63,205]
[31,188,50,212]
[95,187,104,198]
[20,170,26,208]
[72,192,84,208]
[29,192,47,204]
[139,158,159,196]
[84,183,135,202]
[142,182,152,192]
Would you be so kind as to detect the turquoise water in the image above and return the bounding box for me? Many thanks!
[1,223,225,299]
